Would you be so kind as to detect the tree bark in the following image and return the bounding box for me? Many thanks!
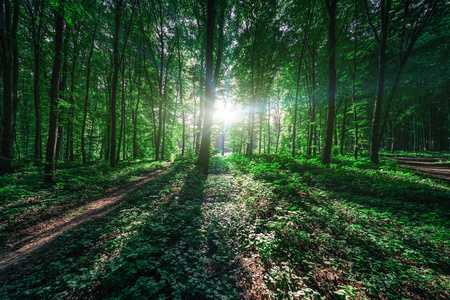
[133,52,141,159]
[176,26,186,156]
[247,27,258,157]
[116,61,126,164]
[0,0,19,175]
[110,0,122,167]
[369,0,391,164]
[28,1,44,162]
[197,0,216,174]
[81,9,100,164]
[340,98,348,155]
[44,4,64,184]
[56,28,70,162]
[352,0,359,160]
[276,90,281,153]
[11,0,19,162]
[66,27,80,161]
[267,97,271,154]
[322,0,337,165]
[292,51,303,157]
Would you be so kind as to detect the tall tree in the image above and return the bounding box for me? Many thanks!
[197,0,217,173]
[110,0,123,167]
[176,24,186,156]
[81,3,101,164]
[322,0,337,165]
[132,45,142,159]
[292,50,304,157]
[368,0,391,164]
[44,2,64,184]
[24,0,45,162]
[0,0,19,175]
[378,0,443,143]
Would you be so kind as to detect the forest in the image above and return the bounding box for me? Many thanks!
[0,0,449,299]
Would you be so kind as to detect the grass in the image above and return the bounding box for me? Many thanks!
[0,154,449,299]
[380,150,450,158]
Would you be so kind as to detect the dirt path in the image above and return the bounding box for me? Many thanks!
[0,163,172,271]
[394,157,450,182]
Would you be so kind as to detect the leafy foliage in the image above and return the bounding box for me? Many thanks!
[1,155,449,299]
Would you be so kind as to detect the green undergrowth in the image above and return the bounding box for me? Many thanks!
[0,159,166,245]
[1,159,252,299]
[381,150,450,159]
[232,153,450,299]
[1,154,449,299]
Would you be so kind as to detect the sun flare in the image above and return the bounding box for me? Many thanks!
[215,103,238,123]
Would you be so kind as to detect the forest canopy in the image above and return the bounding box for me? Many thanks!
[0,0,449,177]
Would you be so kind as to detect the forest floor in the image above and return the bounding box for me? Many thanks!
[0,154,449,299]
[0,162,172,271]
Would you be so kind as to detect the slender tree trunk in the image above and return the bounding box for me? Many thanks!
[197,0,216,173]
[176,26,186,156]
[276,91,281,153]
[259,112,263,154]
[25,0,43,161]
[305,74,312,156]
[240,126,245,154]
[110,0,122,167]
[123,108,126,160]
[133,59,141,159]
[142,46,158,151]
[0,0,14,174]
[292,53,303,157]
[306,51,317,156]
[0,0,19,174]
[192,82,197,151]
[340,98,348,155]
[11,0,19,161]
[322,0,337,165]
[154,0,165,161]
[161,108,167,160]
[56,126,64,161]
[247,32,257,157]
[105,71,111,161]
[81,14,99,164]
[267,97,271,154]
[155,99,163,160]
[66,30,80,161]
[44,5,64,184]
[370,0,391,163]
[351,0,359,160]
[56,29,69,162]
[222,83,230,156]
[33,38,42,161]
[116,63,126,165]
[89,105,96,160]
[196,53,205,155]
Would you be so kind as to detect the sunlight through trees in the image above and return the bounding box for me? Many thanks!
[0,0,447,175]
